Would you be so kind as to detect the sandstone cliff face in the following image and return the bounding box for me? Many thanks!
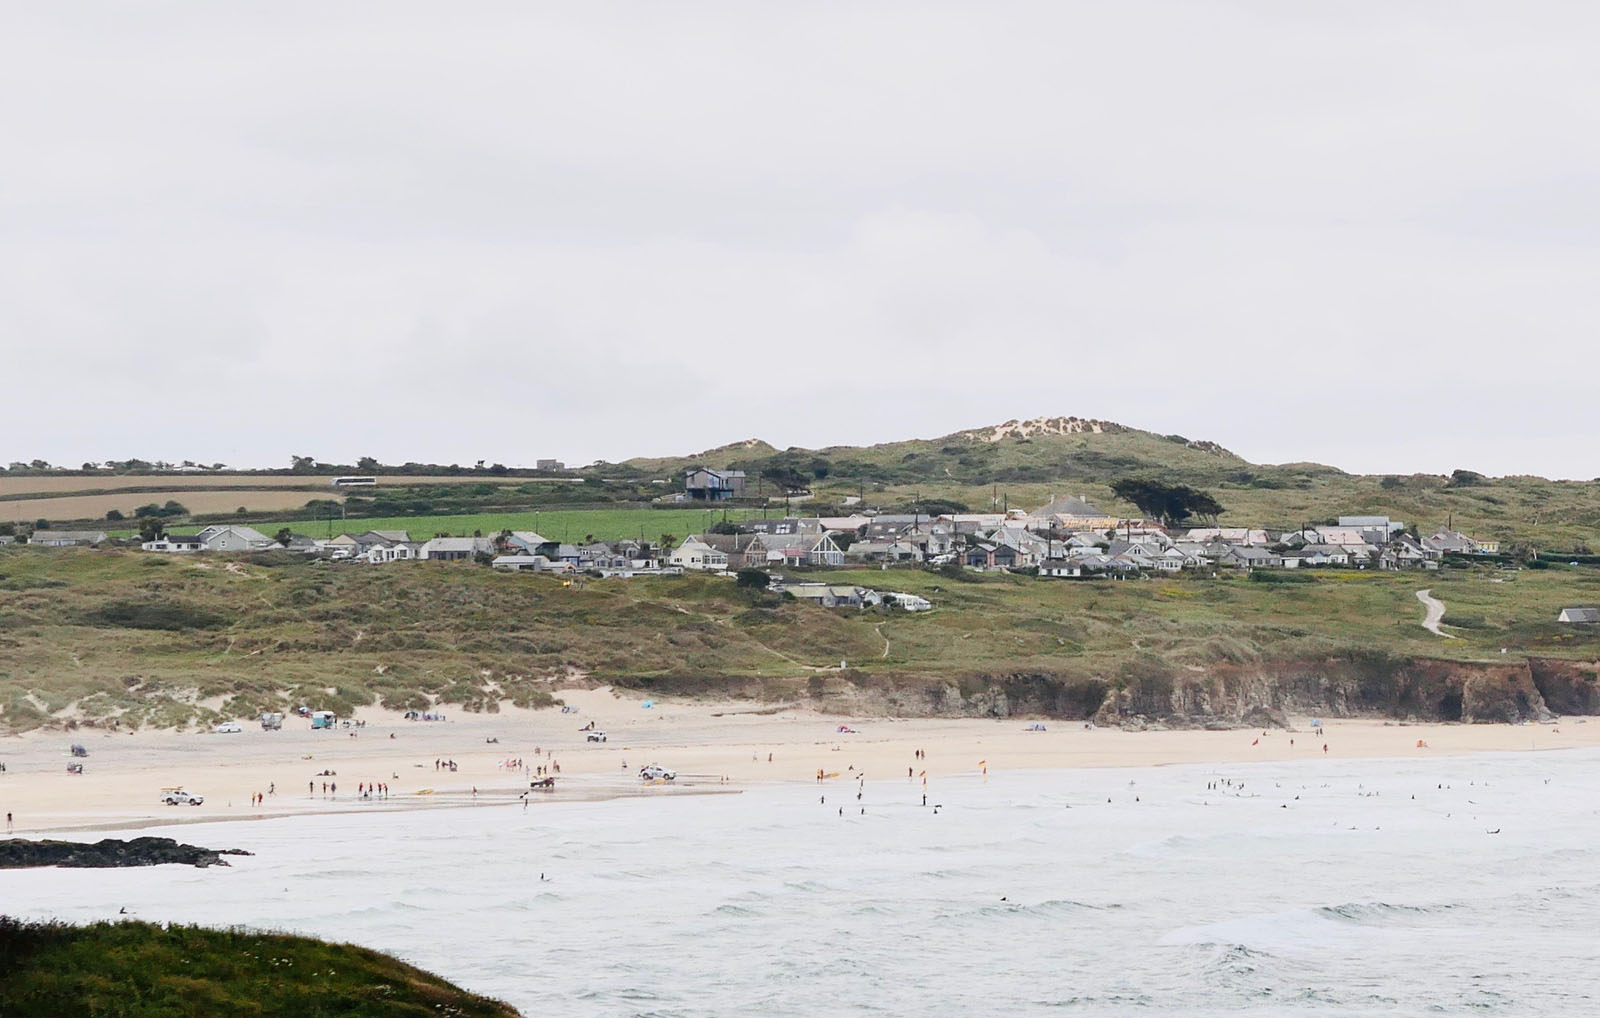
[619,655,1593,727]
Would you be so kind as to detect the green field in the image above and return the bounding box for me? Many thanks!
[124,508,765,544]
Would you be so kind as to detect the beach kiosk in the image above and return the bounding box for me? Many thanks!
[310,711,338,730]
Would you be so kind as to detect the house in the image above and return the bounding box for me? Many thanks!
[1281,544,1351,568]
[669,536,729,571]
[1424,531,1479,555]
[963,542,1020,570]
[736,517,804,535]
[1182,527,1273,547]
[535,459,564,471]
[142,534,204,553]
[1039,558,1084,578]
[363,540,419,564]
[506,531,552,557]
[492,554,572,573]
[194,525,276,553]
[1030,494,1120,530]
[684,468,746,501]
[1219,546,1283,570]
[699,532,763,569]
[0,535,13,546]
[747,533,846,568]
[1557,607,1600,624]
[845,540,922,563]
[420,537,494,561]
[1339,516,1405,538]
[783,584,881,608]
[28,530,110,547]
[882,592,933,611]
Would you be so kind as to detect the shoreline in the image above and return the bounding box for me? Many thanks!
[3,687,1597,835]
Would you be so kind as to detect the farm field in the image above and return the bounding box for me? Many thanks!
[260,507,763,543]
[2,490,341,524]
[0,473,537,497]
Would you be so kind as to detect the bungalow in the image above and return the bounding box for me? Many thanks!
[194,525,276,553]
[699,532,763,569]
[1281,544,1352,568]
[669,536,729,571]
[1424,531,1478,555]
[142,533,205,553]
[492,554,572,573]
[785,584,880,608]
[1039,558,1084,578]
[1183,528,1273,547]
[845,540,922,563]
[420,536,494,561]
[1220,546,1283,570]
[29,530,110,547]
[1557,607,1600,624]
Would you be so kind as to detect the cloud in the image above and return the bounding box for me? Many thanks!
[3,3,1598,476]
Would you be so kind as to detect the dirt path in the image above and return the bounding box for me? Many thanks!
[874,623,890,659]
[1416,589,1456,639]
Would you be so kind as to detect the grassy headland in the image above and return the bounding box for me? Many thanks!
[3,546,1599,733]
[0,917,519,1018]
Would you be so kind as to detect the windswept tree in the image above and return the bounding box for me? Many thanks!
[1110,479,1224,526]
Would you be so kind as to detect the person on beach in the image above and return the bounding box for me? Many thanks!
[331,782,336,797]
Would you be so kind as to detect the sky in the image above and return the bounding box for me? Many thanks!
[4,3,1598,478]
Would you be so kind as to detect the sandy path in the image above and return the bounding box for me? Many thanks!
[4,689,1597,835]
[1416,588,1456,638]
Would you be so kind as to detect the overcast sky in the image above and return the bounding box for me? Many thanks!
[4,3,1597,477]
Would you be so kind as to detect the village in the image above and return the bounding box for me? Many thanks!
[7,472,1505,584]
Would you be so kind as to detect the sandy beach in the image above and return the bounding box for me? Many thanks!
[3,687,1598,835]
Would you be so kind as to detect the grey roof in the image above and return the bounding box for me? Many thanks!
[1559,607,1600,623]
[30,530,110,543]
[1034,495,1107,517]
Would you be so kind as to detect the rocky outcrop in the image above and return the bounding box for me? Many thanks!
[0,837,252,869]
[1528,658,1600,715]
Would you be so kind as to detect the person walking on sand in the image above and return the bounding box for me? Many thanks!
[5,812,11,833]
[331,781,336,797]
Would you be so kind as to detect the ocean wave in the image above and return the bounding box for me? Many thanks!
[1317,901,1462,923]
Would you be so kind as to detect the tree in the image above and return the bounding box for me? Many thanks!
[659,534,678,555]
[1448,469,1486,487]
[1110,479,1223,526]
[356,456,380,472]
[735,568,771,589]
[34,518,49,531]
[290,455,317,473]
[105,509,125,522]
[708,519,740,535]
[275,527,293,546]
[138,517,165,542]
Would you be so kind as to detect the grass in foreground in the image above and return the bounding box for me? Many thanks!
[0,917,519,1018]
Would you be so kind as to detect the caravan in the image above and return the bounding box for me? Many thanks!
[309,711,338,730]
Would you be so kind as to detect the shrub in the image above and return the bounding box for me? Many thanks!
[735,568,771,589]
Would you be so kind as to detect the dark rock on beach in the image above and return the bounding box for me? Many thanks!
[0,837,252,869]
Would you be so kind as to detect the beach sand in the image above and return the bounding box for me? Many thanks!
[2,687,1597,834]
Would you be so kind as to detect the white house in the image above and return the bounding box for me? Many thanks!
[669,536,729,571]
[141,534,204,553]
[194,525,276,553]
[420,537,494,561]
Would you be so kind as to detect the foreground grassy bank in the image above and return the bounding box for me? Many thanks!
[3,546,1600,732]
[0,917,519,1018]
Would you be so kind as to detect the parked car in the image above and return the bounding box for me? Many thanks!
[586,731,608,743]
[639,764,676,781]
[213,722,242,734]
[161,788,204,806]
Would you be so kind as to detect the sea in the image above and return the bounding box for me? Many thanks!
[6,749,1600,1017]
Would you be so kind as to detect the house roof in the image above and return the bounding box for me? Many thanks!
[30,530,110,543]
[1033,495,1106,518]
[1559,607,1600,622]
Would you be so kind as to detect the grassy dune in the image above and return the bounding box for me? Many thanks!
[3,546,1599,733]
[0,918,520,1018]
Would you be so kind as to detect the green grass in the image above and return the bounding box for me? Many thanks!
[0,917,520,1018]
[4,545,1600,732]
[112,508,763,543]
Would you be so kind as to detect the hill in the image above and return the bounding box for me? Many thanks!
[619,415,1598,550]
[0,917,520,1018]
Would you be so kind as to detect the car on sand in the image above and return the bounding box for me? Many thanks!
[213,721,242,734]
[161,788,204,806]
[638,764,676,781]
[585,731,607,742]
